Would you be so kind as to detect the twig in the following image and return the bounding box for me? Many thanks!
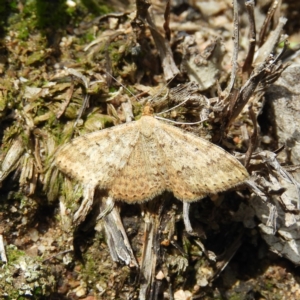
[258,0,279,47]
[163,0,171,41]
[242,0,256,77]
[224,62,265,128]
[255,17,287,64]
[226,0,240,95]
[132,0,180,80]
[244,104,258,167]
[273,0,282,27]
[139,206,160,299]
[104,32,125,87]
[43,249,73,263]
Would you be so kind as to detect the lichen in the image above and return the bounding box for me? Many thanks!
[0,245,55,299]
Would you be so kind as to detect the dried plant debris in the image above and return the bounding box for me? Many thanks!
[181,36,225,91]
[132,0,180,80]
[236,150,300,265]
[0,0,300,298]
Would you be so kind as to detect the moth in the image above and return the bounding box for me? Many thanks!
[55,106,249,209]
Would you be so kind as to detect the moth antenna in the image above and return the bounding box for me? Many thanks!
[156,97,190,115]
[106,72,206,126]
[105,71,140,101]
[155,115,208,125]
[157,93,209,117]
[74,93,90,129]
[150,75,176,103]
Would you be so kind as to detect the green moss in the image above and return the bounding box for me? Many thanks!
[25,51,47,66]
[132,102,143,118]
[80,0,113,16]
[0,0,17,37]
[35,0,69,30]
[9,1,37,40]
[0,92,7,113]
[264,280,274,290]
[5,0,80,41]
[83,32,95,43]
[84,112,115,132]
[6,245,25,263]
[228,295,245,300]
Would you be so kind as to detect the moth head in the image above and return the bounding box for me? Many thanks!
[142,104,154,116]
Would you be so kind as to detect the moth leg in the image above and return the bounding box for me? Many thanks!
[73,183,96,225]
[183,202,194,234]
[96,196,115,220]
[183,202,204,237]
